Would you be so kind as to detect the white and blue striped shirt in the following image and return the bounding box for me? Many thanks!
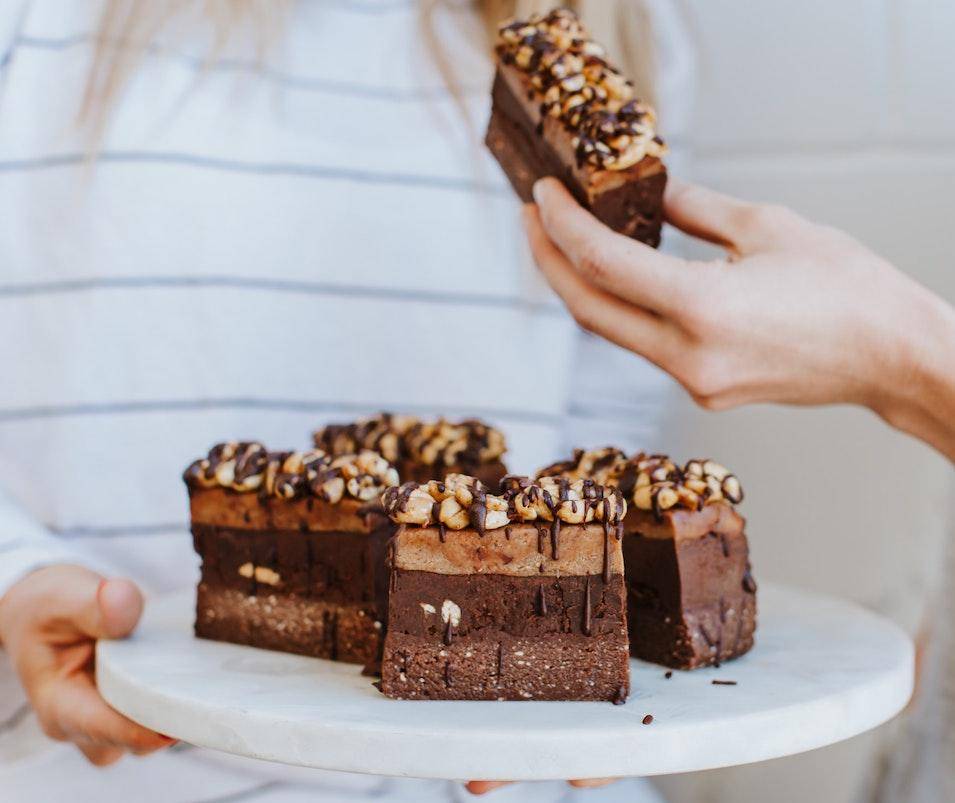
[0,2,675,800]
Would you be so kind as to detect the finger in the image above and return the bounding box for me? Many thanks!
[663,177,752,253]
[569,778,617,788]
[465,781,511,795]
[43,571,144,642]
[42,672,174,753]
[77,742,125,767]
[664,177,805,256]
[531,178,686,314]
[523,204,684,368]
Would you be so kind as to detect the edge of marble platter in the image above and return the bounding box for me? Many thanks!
[97,583,914,781]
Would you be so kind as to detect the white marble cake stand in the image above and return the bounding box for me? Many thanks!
[97,583,913,781]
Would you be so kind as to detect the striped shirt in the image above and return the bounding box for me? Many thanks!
[0,1,674,800]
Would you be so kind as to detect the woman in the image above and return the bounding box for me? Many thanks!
[524,177,955,803]
[0,1,673,801]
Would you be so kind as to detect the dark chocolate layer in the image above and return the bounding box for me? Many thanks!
[192,520,394,668]
[623,529,756,668]
[388,570,626,639]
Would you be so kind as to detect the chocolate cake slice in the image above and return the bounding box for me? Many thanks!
[184,443,399,666]
[314,413,508,489]
[379,474,630,702]
[486,8,667,246]
[538,449,757,669]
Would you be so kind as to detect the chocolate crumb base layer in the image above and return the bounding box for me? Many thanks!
[381,633,629,702]
[487,70,666,246]
[195,585,381,666]
[623,527,756,669]
[381,570,629,702]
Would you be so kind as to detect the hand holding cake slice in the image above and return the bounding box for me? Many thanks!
[378,474,630,703]
[486,7,667,245]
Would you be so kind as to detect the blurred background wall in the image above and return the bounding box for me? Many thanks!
[640,1,955,801]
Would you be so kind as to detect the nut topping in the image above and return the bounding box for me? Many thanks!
[313,413,506,470]
[496,8,666,171]
[183,443,399,503]
[383,473,626,532]
[536,448,745,515]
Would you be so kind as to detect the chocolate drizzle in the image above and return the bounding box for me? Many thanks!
[582,576,593,636]
[612,685,628,706]
[443,619,454,646]
[497,643,505,677]
[536,584,548,616]
[470,486,488,536]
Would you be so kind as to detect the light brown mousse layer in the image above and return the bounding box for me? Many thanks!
[392,522,623,577]
[624,503,745,541]
[189,487,373,533]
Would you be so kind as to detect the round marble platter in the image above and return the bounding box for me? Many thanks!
[97,583,913,781]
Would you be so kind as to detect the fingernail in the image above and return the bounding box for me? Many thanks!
[96,579,108,606]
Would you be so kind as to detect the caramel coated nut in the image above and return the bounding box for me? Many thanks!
[703,460,729,481]
[393,488,435,526]
[438,497,469,530]
[320,477,345,504]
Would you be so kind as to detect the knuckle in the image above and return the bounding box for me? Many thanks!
[677,353,730,402]
[569,303,598,334]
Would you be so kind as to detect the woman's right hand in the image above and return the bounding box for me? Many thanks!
[0,564,176,765]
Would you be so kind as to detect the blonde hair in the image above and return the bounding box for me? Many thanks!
[82,1,655,141]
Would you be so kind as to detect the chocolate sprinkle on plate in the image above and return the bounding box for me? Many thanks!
[712,679,737,686]
[642,714,653,725]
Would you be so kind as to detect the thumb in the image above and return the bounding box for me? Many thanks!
[41,568,144,641]
[90,578,144,640]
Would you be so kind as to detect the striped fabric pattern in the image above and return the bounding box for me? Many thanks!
[0,1,670,800]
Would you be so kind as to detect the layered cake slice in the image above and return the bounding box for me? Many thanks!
[314,413,508,488]
[185,442,399,665]
[538,449,757,669]
[486,7,668,245]
[379,474,630,702]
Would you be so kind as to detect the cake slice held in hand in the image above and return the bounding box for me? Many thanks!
[379,474,630,703]
[486,7,667,246]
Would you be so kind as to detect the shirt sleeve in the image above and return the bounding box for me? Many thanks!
[0,486,105,599]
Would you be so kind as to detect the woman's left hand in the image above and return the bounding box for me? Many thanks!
[523,177,955,440]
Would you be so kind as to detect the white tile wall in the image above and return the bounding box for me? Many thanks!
[887,0,955,141]
[654,2,955,802]
[688,0,890,153]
